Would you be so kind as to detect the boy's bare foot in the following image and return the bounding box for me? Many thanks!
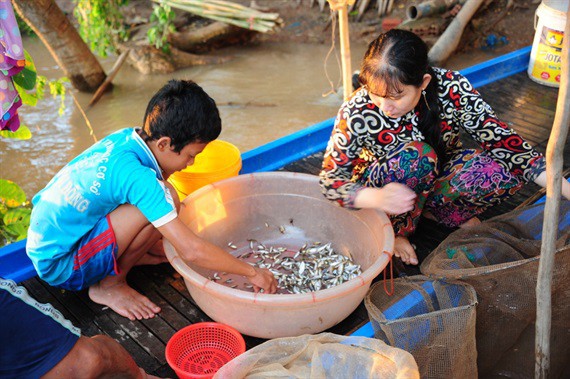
[394,236,419,265]
[89,281,161,320]
[459,216,481,228]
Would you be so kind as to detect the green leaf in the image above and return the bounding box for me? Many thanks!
[14,81,39,107]
[0,124,32,140]
[3,207,31,226]
[12,50,37,90]
[0,179,27,208]
[3,222,28,241]
[0,202,7,217]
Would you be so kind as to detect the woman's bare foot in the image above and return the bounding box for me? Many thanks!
[394,236,419,265]
[459,216,481,228]
[89,280,161,320]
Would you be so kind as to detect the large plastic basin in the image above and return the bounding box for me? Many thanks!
[164,172,394,338]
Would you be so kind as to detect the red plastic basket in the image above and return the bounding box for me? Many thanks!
[165,322,246,379]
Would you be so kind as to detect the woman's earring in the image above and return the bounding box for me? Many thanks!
[422,89,431,110]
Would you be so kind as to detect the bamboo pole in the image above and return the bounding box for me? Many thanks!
[328,0,354,100]
[535,1,570,375]
[154,0,283,33]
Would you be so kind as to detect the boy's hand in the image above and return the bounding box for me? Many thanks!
[248,267,278,294]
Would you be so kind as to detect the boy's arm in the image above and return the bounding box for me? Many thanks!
[158,217,277,293]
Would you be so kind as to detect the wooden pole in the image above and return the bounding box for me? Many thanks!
[88,49,130,108]
[427,0,485,66]
[338,4,352,100]
[535,3,570,378]
[328,0,354,100]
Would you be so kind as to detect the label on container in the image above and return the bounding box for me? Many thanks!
[531,25,563,85]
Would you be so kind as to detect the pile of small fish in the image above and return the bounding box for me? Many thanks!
[235,240,363,294]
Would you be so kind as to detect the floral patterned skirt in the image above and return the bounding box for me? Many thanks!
[361,141,524,236]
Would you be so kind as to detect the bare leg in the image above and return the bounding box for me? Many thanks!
[148,238,166,256]
[136,239,168,266]
[88,205,162,320]
[42,335,162,379]
[394,236,419,265]
[89,181,180,320]
[136,251,169,266]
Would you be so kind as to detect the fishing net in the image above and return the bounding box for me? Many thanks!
[364,276,478,379]
[420,200,570,376]
[213,332,419,379]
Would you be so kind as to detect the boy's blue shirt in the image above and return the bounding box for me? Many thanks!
[26,128,177,286]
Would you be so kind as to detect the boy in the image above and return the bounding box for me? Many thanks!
[26,80,277,320]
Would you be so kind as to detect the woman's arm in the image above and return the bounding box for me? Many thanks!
[319,100,367,208]
[353,183,417,215]
[533,171,570,200]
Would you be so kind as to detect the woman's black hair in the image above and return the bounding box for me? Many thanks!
[142,79,221,153]
[358,29,446,165]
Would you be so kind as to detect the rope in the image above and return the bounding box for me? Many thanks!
[321,8,343,98]
[383,251,394,296]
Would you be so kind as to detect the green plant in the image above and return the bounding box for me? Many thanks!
[148,2,176,53]
[15,12,35,37]
[13,50,69,116]
[0,51,68,246]
[0,179,31,244]
[73,0,130,57]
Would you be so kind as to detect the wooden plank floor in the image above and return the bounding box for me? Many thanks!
[20,72,568,377]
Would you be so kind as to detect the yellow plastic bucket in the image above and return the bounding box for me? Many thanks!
[528,1,568,87]
[168,140,242,200]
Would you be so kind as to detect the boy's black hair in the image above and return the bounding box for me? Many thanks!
[143,80,221,152]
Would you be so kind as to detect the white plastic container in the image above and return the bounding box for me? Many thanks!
[528,1,568,87]
[164,172,394,339]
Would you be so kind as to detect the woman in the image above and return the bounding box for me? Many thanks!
[319,29,570,266]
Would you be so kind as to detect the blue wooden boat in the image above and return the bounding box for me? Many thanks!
[1,46,568,376]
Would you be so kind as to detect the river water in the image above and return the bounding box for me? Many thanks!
[0,36,487,199]
[1,37,371,198]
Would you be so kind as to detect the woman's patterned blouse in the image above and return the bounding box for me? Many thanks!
[319,67,545,208]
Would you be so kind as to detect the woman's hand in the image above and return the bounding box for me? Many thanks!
[355,183,417,215]
[247,267,278,294]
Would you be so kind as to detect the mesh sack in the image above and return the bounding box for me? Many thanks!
[420,200,570,375]
[364,276,478,379]
[213,332,419,379]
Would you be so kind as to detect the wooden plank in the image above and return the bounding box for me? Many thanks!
[91,313,162,373]
[105,312,168,366]
[136,265,212,324]
[129,268,193,332]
